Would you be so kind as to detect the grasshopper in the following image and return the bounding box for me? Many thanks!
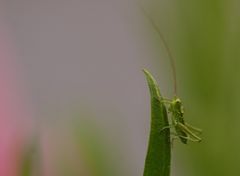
[141,5,202,144]
[162,97,202,144]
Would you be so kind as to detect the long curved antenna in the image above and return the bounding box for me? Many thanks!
[141,6,178,95]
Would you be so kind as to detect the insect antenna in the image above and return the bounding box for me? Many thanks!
[141,6,178,95]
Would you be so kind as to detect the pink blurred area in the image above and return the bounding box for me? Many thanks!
[0,15,33,176]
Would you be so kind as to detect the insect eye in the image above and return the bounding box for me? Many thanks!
[175,98,181,104]
[175,101,181,107]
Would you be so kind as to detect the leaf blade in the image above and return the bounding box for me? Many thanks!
[143,69,171,176]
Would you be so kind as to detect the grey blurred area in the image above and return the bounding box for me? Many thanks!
[3,0,170,175]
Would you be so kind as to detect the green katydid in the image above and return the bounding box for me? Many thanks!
[142,6,202,144]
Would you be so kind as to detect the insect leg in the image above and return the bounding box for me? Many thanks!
[171,132,200,142]
[185,123,202,134]
[177,135,201,142]
[177,123,202,142]
[160,125,174,133]
[162,99,172,104]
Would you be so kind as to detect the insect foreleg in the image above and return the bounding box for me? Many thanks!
[162,99,172,104]
[160,125,174,133]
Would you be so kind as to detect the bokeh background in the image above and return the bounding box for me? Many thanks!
[1,0,240,175]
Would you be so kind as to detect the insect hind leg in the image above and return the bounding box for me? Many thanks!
[170,132,201,143]
[176,134,201,142]
[185,123,202,134]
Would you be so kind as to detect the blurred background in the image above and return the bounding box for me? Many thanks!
[1,0,240,175]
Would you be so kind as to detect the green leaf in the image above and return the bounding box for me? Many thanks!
[143,69,171,176]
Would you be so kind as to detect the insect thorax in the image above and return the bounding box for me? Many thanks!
[168,97,185,123]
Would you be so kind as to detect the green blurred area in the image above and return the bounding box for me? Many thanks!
[144,0,240,175]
